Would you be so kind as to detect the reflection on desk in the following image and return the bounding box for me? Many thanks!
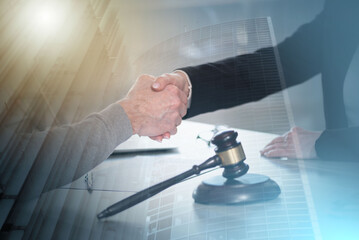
[7,121,359,239]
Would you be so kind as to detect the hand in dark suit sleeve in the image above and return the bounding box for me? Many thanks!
[180,8,327,118]
[181,48,282,118]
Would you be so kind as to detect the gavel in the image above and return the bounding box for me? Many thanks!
[97,130,248,219]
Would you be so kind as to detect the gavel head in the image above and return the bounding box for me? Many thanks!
[211,130,249,179]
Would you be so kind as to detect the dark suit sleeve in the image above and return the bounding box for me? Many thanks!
[181,9,325,119]
[181,48,283,118]
[316,127,359,161]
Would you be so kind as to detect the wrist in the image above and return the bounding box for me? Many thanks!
[118,99,138,135]
[173,70,190,97]
[312,130,323,158]
[174,70,192,108]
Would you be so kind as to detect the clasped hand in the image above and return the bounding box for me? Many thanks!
[119,73,188,139]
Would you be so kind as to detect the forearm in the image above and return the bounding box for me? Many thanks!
[181,48,283,118]
[180,8,328,118]
[17,103,132,200]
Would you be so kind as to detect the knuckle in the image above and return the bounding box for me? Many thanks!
[166,84,177,93]
[141,74,154,80]
[171,127,177,135]
[165,114,176,124]
[177,119,182,126]
[163,122,171,132]
[172,98,181,108]
[157,75,167,83]
[139,74,148,79]
[291,126,300,132]
[274,136,282,141]
[171,112,180,121]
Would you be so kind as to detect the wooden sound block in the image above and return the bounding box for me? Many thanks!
[193,173,281,204]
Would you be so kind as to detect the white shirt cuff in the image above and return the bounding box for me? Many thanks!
[174,70,192,108]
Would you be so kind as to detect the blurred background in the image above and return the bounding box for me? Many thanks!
[0,0,326,142]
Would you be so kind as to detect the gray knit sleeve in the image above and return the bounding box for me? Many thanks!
[11,103,133,200]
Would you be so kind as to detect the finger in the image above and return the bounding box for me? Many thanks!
[178,102,187,118]
[166,113,181,135]
[260,142,289,155]
[261,143,297,157]
[260,144,275,155]
[291,126,301,133]
[149,135,163,142]
[177,87,188,106]
[152,74,176,91]
[284,131,294,142]
[166,84,188,106]
[138,74,155,82]
[262,139,286,152]
[175,117,182,127]
[162,132,171,139]
[166,87,187,116]
[263,148,296,158]
[263,136,285,148]
[169,127,177,135]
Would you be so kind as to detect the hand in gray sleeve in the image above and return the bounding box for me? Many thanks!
[14,102,132,201]
[6,74,187,202]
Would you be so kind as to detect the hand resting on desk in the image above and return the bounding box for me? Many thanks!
[260,126,323,159]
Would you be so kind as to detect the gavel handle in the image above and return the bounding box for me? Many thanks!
[97,155,221,219]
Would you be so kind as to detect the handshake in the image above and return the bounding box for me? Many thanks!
[119,71,189,142]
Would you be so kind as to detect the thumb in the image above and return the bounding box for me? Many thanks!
[151,74,176,91]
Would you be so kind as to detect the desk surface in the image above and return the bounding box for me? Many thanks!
[11,121,359,240]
